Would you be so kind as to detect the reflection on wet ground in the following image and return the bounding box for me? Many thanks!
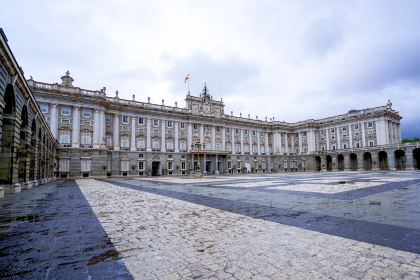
[0,171,420,279]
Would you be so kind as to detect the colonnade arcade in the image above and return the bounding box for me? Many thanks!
[314,146,420,171]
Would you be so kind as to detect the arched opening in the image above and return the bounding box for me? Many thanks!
[413,148,420,170]
[394,149,406,170]
[3,84,16,115]
[315,156,321,171]
[18,105,29,183]
[363,152,372,170]
[337,154,344,171]
[326,155,332,171]
[0,84,17,184]
[350,153,358,171]
[378,151,388,170]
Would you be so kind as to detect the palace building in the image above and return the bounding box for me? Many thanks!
[0,27,419,192]
[29,71,419,179]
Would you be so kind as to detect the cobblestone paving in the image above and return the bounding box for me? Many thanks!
[1,172,420,279]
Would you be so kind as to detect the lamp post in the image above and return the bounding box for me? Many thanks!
[190,141,205,178]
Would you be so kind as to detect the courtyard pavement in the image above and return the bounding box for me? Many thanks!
[1,171,420,279]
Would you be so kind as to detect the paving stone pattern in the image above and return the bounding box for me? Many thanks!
[1,172,420,279]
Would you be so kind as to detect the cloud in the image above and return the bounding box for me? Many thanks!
[1,0,419,137]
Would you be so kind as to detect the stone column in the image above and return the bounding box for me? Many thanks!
[361,122,366,147]
[348,125,353,148]
[337,128,341,149]
[113,114,120,150]
[290,134,295,154]
[265,132,269,155]
[200,125,204,144]
[161,120,166,152]
[298,132,302,154]
[388,151,396,170]
[130,116,136,151]
[211,126,216,150]
[187,123,192,152]
[285,134,289,154]
[231,128,235,155]
[257,131,261,155]
[249,132,253,155]
[240,129,244,154]
[99,110,105,147]
[325,129,330,151]
[72,106,80,148]
[221,127,226,151]
[93,109,100,148]
[50,104,58,139]
[174,121,179,152]
[146,118,152,152]
[406,150,414,170]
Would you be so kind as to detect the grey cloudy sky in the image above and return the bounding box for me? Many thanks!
[2,0,419,138]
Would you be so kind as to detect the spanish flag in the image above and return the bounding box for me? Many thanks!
[184,73,190,83]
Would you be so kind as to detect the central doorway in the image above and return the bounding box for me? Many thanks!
[206,161,212,174]
[152,161,160,176]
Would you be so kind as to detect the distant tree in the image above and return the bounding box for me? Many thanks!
[402,138,420,143]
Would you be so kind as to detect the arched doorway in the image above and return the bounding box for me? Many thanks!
[350,153,358,171]
[0,84,17,184]
[414,148,420,170]
[378,151,388,170]
[315,156,321,171]
[18,105,28,183]
[326,155,332,171]
[363,152,372,170]
[337,154,344,171]
[394,149,406,170]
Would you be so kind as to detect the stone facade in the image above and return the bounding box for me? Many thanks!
[0,29,57,197]
[28,71,420,178]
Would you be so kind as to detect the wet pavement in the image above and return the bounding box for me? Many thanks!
[1,171,420,279]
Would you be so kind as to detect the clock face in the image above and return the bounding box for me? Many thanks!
[203,104,210,113]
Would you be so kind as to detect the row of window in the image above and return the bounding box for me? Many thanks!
[40,104,94,118]
[328,122,374,134]
[59,159,188,172]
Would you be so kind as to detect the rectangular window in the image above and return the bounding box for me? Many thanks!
[153,119,160,127]
[342,127,347,131]
[167,121,173,128]
[193,124,198,130]
[226,128,230,133]
[252,130,256,136]
[244,130,248,135]
[81,159,91,172]
[121,161,129,172]
[180,122,185,129]
[138,161,145,171]
[167,161,173,170]
[331,128,335,133]
[228,161,232,169]
[235,144,241,153]
[61,106,70,116]
[166,140,174,150]
[367,122,373,128]
[59,159,70,172]
[137,138,145,149]
[138,117,144,125]
[120,136,129,148]
[83,109,92,118]
[369,141,374,147]
[106,135,112,147]
[354,124,359,130]
[40,103,48,113]
[81,132,92,145]
[181,161,186,170]
[59,131,70,144]
[152,139,160,149]
[105,115,112,122]
[180,141,187,151]
[235,129,239,134]
[356,142,360,148]
[122,115,129,124]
